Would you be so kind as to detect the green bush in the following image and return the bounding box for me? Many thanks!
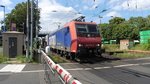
[141,44,150,50]
[102,44,120,51]
[16,55,28,63]
[130,44,143,50]
[49,53,67,63]
[130,44,150,50]
[0,54,8,63]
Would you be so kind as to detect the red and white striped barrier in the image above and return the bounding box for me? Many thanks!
[71,80,82,84]
[55,64,72,83]
[41,50,56,70]
[55,64,82,84]
[41,50,82,84]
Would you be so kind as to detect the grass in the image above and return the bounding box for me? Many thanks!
[130,44,142,50]
[0,53,28,64]
[113,52,150,59]
[16,55,38,63]
[16,55,32,63]
[102,44,120,52]
[0,54,9,63]
[103,44,150,59]
[103,43,150,51]
[130,44,150,51]
[48,53,68,63]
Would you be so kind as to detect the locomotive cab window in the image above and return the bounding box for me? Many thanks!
[76,24,98,33]
[87,25,98,33]
[76,24,87,33]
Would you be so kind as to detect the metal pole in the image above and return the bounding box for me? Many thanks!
[36,0,38,49]
[54,22,61,30]
[30,0,33,61]
[0,5,5,31]
[3,6,5,31]
[26,0,30,58]
[99,16,102,28]
[58,22,61,29]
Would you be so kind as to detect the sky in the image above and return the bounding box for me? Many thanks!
[0,0,150,33]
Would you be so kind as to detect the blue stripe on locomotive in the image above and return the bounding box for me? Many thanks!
[48,31,56,46]
[56,28,64,46]
[64,27,71,47]
[49,27,71,49]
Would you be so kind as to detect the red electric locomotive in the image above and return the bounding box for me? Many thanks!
[49,17,102,60]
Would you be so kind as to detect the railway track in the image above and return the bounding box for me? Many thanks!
[50,52,120,64]
[65,59,150,84]
[56,51,150,84]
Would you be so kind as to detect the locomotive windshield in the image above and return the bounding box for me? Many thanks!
[87,25,98,33]
[76,24,87,33]
[76,24,98,33]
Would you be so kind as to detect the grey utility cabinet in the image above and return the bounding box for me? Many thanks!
[3,31,24,58]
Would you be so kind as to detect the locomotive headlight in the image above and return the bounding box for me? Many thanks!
[97,44,100,46]
[78,44,83,47]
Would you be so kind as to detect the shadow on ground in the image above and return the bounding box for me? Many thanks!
[78,53,121,64]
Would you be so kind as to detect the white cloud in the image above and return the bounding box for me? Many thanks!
[108,0,150,11]
[122,0,150,10]
[91,4,98,10]
[91,0,101,10]
[39,0,82,33]
[0,11,4,27]
[0,0,12,6]
[82,0,101,10]
[105,11,121,17]
[0,11,3,20]
[94,0,101,5]
[83,5,88,10]
[0,0,12,23]
[108,0,120,5]
[108,0,124,11]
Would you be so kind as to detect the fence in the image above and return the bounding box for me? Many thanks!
[40,50,82,84]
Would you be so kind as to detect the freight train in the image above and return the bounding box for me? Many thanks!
[48,20,102,60]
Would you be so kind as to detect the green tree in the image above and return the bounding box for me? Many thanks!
[144,15,150,30]
[128,17,147,40]
[99,23,110,39]
[114,22,131,39]
[109,17,126,42]
[99,15,150,43]
[128,17,147,30]
[109,17,125,25]
[5,1,41,37]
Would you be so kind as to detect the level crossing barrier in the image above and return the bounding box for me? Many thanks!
[40,50,82,84]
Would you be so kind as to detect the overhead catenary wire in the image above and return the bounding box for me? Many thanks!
[89,0,108,22]
[127,0,144,17]
[65,0,97,20]
[127,0,135,18]
[137,0,144,17]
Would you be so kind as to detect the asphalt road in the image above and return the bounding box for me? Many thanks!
[0,64,47,84]
[59,56,150,84]
[0,55,150,84]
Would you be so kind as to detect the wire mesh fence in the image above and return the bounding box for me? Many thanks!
[43,59,62,84]
[40,50,82,84]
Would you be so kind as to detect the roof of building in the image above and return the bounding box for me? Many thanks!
[2,31,24,34]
